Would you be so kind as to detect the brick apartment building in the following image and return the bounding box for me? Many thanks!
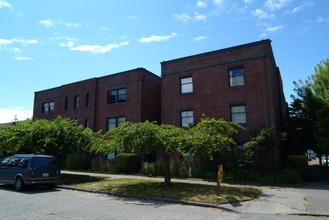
[33,68,161,133]
[33,39,287,168]
[161,39,287,168]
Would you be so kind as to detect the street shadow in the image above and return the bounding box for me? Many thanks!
[0,184,61,194]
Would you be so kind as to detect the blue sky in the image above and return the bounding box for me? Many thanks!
[1,0,328,123]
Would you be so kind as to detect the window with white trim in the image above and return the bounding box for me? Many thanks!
[181,110,194,128]
[107,116,125,131]
[180,76,193,93]
[106,116,125,160]
[230,105,247,124]
[108,88,126,104]
[42,101,54,114]
[229,68,245,87]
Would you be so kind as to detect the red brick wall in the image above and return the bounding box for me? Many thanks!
[33,68,161,134]
[161,40,287,169]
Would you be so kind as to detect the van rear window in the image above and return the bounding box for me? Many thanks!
[31,157,58,168]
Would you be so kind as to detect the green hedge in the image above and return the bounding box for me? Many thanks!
[65,153,90,170]
[224,168,302,184]
[286,155,308,177]
[116,153,141,173]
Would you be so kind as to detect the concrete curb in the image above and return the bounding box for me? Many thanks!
[57,185,241,214]
[286,213,329,218]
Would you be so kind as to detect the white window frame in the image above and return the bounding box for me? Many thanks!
[180,76,193,94]
[229,68,245,87]
[230,105,247,124]
[181,110,194,128]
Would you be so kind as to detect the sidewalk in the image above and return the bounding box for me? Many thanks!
[61,170,329,217]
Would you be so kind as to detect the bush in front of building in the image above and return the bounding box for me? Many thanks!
[286,155,308,178]
[224,168,302,184]
[65,153,90,170]
[116,153,141,173]
[142,160,164,177]
[90,158,118,173]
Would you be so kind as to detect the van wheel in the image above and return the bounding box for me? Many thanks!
[15,177,24,191]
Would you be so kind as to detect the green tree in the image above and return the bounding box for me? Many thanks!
[0,116,103,159]
[287,98,312,155]
[188,116,242,162]
[243,127,278,166]
[293,58,329,166]
[93,121,186,186]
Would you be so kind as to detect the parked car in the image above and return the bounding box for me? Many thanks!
[0,154,61,191]
[322,157,329,165]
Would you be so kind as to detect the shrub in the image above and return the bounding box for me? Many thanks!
[116,153,141,173]
[142,162,155,177]
[265,168,302,184]
[65,153,90,170]
[142,159,190,178]
[286,155,308,177]
[224,168,302,184]
[170,159,189,178]
[90,158,117,173]
[224,168,262,182]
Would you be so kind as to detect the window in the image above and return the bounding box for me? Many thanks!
[86,93,90,107]
[181,110,194,128]
[84,119,89,128]
[64,97,68,110]
[106,116,125,160]
[74,95,80,109]
[7,158,19,167]
[18,159,29,168]
[180,76,193,93]
[107,116,125,131]
[108,88,126,104]
[42,101,54,114]
[229,67,245,87]
[230,105,247,124]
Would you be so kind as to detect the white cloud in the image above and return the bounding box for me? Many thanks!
[196,1,207,8]
[194,36,209,41]
[0,1,11,8]
[259,25,284,38]
[291,1,314,13]
[311,16,329,23]
[0,109,32,123]
[65,22,81,27]
[14,56,32,60]
[244,0,254,3]
[173,12,207,23]
[0,38,38,48]
[173,14,193,23]
[39,19,56,28]
[252,9,274,20]
[265,0,292,11]
[194,12,207,21]
[128,15,138,20]
[70,41,129,54]
[265,25,284,32]
[213,0,224,6]
[0,38,12,46]
[22,39,38,45]
[139,33,177,43]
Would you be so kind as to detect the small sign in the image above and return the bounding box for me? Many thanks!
[218,165,224,184]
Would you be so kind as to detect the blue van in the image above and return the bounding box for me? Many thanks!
[0,154,61,191]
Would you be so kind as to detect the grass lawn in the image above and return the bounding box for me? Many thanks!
[69,178,261,205]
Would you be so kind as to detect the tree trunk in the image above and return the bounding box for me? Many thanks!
[163,153,171,186]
